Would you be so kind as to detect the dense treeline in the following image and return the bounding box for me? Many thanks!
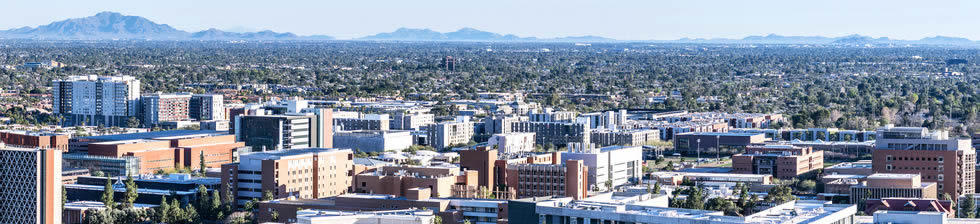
[0,41,977,133]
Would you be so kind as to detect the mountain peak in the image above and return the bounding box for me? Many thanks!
[0,12,330,40]
[94,11,124,18]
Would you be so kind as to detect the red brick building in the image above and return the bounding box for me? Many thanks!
[0,130,69,151]
[732,144,823,179]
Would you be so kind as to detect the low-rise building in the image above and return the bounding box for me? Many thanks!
[221,148,353,206]
[488,132,535,154]
[66,174,219,206]
[0,130,69,151]
[590,129,659,147]
[257,192,449,223]
[391,111,434,131]
[732,144,823,179]
[649,171,773,188]
[673,132,766,156]
[296,209,436,224]
[505,160,589,199]
[850,173,938,211]
[530,197,855,224]
[511,121,590,148]
[353,165,477,198]
[82,132,245,174]
[562,145,643,190]
[333,130,413,153]
[427,117,475,150]
[865,198,954,218]
[335,114,390,131]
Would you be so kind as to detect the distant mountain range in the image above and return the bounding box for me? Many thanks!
[0,12,323,40]
[1,11,979,46]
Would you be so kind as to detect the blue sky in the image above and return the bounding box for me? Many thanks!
[1,0,977,40]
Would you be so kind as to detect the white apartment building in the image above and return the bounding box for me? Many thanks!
[426,116,475,150]
[487,132,536,154]
[52,75,141,126]
[391,111,435,130]
[562,145,643,190]
[190,94,225,121]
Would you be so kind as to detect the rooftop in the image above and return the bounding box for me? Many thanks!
[867,173,919,180]
[78,130,225,142]
[0,130,66,136]
[676,132,764,137]
[242,147,352,160]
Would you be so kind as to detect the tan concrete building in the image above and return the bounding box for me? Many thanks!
[353,165,477,198]
[732,144,823,179]
[221,148,353,206]
[850,173,938,210]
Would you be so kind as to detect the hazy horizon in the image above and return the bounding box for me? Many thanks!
[2,0,978,40]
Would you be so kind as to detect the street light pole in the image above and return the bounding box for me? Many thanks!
[696,139,701,165]
[716,135,721,161]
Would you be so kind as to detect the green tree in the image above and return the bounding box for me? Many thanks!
[262,190,274,201]
[84,209,116,224]
[127,117,140,128]
[167,198,184,223]
[961,195,976,218]
[124,174,138,208]
[669,189,685,208]
[101,178,115,209]
[706,197,740,216]
[184,203,200,224]
[652,182,662,194]
[158,196,171,224]
[195,184,213,220]
[62,185,67,213]
[210,190,223,220]
[198,151,207,177]
[764,185,795,204]
[431,215,443,224]
[684,186,706,210]
[797,180,817,193]
[244,198,259,212]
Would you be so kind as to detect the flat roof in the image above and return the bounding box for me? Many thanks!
[242,147,352,160]
[78,130,225,141]
[676,132,764,137]
[599,145,641,152]
[868,173,919,179]
[0,130,66,136]
[89,139,166,146]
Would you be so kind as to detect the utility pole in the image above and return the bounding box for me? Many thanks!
[716,135,721,161]
[696,139,701,165]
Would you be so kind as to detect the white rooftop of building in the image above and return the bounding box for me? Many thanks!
[241,147,352,160]
[867,173,919,180]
